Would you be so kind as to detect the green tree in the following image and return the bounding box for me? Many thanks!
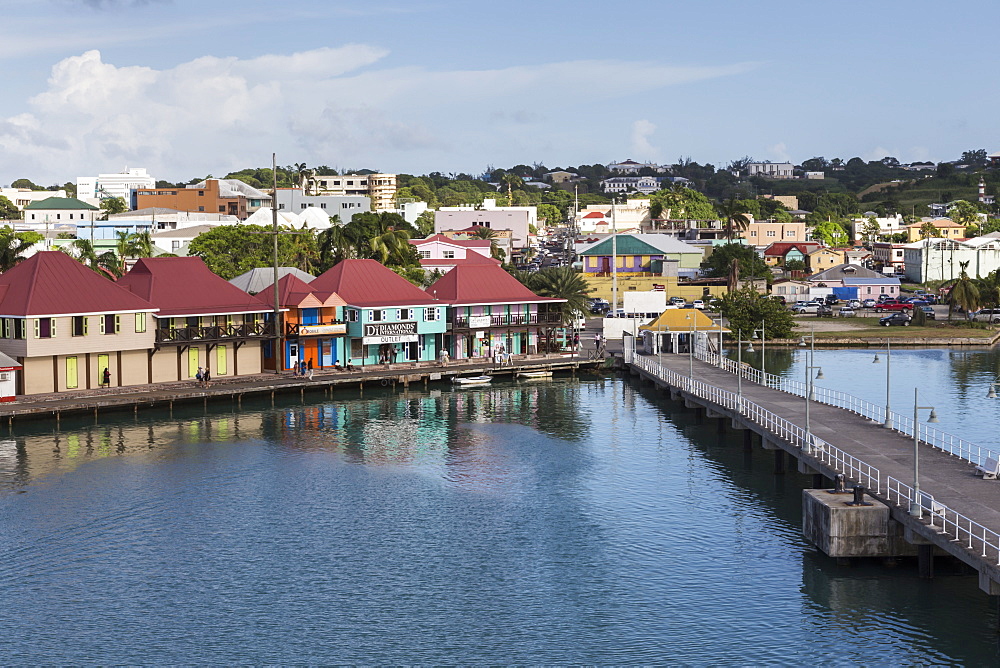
[10,178,43,190]
[61,239,118,276]
[811,219,849,247]
[522,266,591,326]
[949,200,980,236]
[536,203,562,227]
[950,261,980,319]
[717,286,796,340]
[414,210,435,237]
[188,225,318,279]
[783,259,807,272]
[100,196,127,219]
[0,227,36,271]
[860,217,881,250]
[717,197,751,240]
[0,196,20,220]
[960,149,988,168]
[703,243,771,280]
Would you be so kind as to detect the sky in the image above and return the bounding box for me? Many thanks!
[1,0,998,186]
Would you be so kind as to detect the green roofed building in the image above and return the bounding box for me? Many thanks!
[577,233,704,276]
[23,197,99,227]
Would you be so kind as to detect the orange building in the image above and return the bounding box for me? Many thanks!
[134,179,249,219]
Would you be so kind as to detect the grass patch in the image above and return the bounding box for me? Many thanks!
[813,323,996,339]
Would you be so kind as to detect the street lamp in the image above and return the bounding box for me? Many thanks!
[687,313,694,378]
[872,338,893,428]
[736,328,744,404]
[747,319,766,382]
[910,387,939,518]
[799,326,824,454]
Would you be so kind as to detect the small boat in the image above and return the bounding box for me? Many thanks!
[452,375,493,386]
[516,370,552,379]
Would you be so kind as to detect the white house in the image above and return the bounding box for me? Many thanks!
[744,162,794,179]
[77,168,157,209]
[21,197,99,232]
[850,213,907,241]
[601,176,664,194]
[903,237,1000,283]
[0,188,68,214]
[409,234,499,274]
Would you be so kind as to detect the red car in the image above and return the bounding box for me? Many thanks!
[873,299,913,313]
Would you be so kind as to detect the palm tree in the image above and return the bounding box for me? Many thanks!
[950,260,980,320]
[368,227,414,266]
[0,229,35,272]
[718,197,751,241]
[62,239,118,277]
[317,226,356,269]
[527,266,591,325]
[976,270,1000,308]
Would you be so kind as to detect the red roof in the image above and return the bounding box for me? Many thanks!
[426,264,563,305]
[410,234,491,248]
[254,274,346,309]
[310,259,438,307]
[117,257,270,317]
[0,251,155,316]
[582,211,606,219]
[763,242,822,257]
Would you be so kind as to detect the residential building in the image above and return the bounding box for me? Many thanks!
[577,234,704,277]
[760,195,798,210]
[902,237,1000,283]
[0,251,158,395]
[309,259,445,366]
[117,258,273,381]
[575,199,650,234]
[849,213,907,242]
[312,173,397,211]
[435,208,531,250]
[904,218,966,242]
[744,219,807,246]
[803,172,825,179]
[544,171,579,184]
[762,242,822,267]
[149,224,218,256]
[843,247,873,267]
[873,242,907,273]
[0,188,67,214]
[21,197,100,233]
[410,234,500,274]
[601,176,664,194]
[806,247,845,272]
[252,273,347,372]
[770,279,812,301]
[273,188,370,223]
[807,263,900,298]
[134,179,270,221]
[0,351,20,402]
[76,168,156,209]
[427,264,564,360]
[744,162,794,179]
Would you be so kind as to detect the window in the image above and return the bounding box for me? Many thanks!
[424,307,440,322]
[101,314,120,335]
[198,191,204,196]
[135,312,146,333]
[399,308,413,320]
[346,309,359,322]
[219,206,225,212]
[301,204,307,210]
[35,317,54,338]
[321,203,327,209]
[749,230,756,237]
[766,230,776,237]
[12,319,24,340]
[172,241,181,251]
[786,231,796,237]
[370,310,385,322]
[73,316,88,336]
[443,250,455,259]
[419,250,431,259]
[198,206,205,212]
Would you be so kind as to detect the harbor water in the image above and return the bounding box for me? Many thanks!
[0,367,997,663]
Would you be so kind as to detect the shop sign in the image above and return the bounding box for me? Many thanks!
[468,315,492,328]
[362,321,418,345]
[299,324,346,336]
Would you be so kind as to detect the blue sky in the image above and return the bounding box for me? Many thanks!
[1,0,997,186]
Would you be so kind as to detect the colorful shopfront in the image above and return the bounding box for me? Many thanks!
[426,264,565,360]
[309,259,445,366]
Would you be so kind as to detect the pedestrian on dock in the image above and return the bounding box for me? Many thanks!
[203,368,211,387]
[101,367,111,388]
[196,366,204,384]
[307,359,314,380]
[439,348,450,366]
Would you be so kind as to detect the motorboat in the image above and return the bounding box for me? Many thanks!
[516,370,552,379]
[452,375,492,386]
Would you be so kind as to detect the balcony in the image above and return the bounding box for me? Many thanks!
[449,312,564,329]
[155,322,274,345]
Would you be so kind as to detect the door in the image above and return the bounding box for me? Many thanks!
[188,348,200,377]
[288,343,299,371]
[216,345,227,375]
[66,356,78,389]
[97,353,109,387]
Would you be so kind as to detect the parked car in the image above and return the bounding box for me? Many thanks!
[839,307,856,318]
[862,299,877,308]
[669,297,685,306]
[692,299,705,309]
[879,312,912,327]
[845,299,862,309]
[816,305,834,317]
[874,300,912,313]
[824,295,839,305]
[919,305,936,320]
[770,295,786,305]
[972,308,1000,324]
[792,303,822,314]
[589,298,610,314]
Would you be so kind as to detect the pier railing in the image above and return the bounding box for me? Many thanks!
[624,346,1000,567]
[695,345,1000,469]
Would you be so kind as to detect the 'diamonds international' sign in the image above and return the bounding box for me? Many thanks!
[362,321,418,345]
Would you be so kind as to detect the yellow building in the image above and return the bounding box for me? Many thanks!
[904,218,966,243]
[806,247,845,271]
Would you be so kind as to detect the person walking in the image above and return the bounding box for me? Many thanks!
[195,366,204,384]
[439,348,450,366]
[203,368,211,387]
[307,359,314,380]
[102,367,111,388]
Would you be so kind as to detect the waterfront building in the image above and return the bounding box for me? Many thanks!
[0,251,158,395]
[309,259,445,366]
[902,236,1000,282]
[253,273,347,372]
[0,351,20,402]
[426,264,564,360]
[577,234,704,277]
[806,263,900,298]
[117,258,273,381]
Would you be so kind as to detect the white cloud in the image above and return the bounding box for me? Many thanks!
[630,120,658,160]
[0,49,756,182]
[766,142,791,163]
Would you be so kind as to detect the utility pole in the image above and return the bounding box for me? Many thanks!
[271,154,282,373]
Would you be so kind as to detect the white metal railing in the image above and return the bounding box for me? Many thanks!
[693,345,1000,469]
[626,351,1000,566]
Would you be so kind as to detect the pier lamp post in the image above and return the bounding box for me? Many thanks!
[910,387,940,518]
[872,338,893,428]
[747,319,766,382]
[686,313,694,378]
[736,328,744,405]
[798,327,824,454]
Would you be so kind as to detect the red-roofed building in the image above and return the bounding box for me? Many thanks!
[310,260,445,366]
[0,251,158,395]
[252,274,348,372]
[118,257,273,381]
[426,264,564,360]
[410,234,500,274]
[762,242,823,267]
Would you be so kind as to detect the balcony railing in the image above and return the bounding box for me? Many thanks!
[155,322,274,344]
[450,313,563,329]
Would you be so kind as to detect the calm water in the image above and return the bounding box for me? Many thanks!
[0,373,997,664]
